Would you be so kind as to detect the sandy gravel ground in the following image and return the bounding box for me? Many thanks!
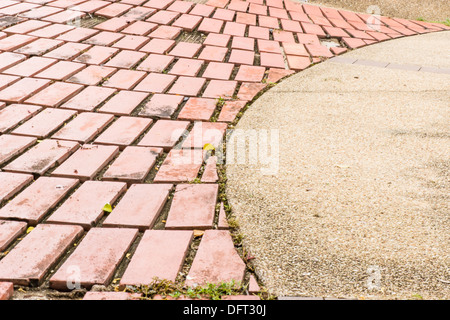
[226,32,450,299]
[301,0,449,22]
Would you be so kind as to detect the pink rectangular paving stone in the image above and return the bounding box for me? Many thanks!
[165,184,218,230]
[168,76,206,96]
[0,34,37,51]
[102,184,172,230]
[94,116,153,149]
[42,9,86,23]
[138,120,190,151]
[148,25,182,40]
[46,180,127,230]
[121,20,157,36]
[0,52,27,72]
[112,35,149,50]
[153,149,204,183]
[0,220,27,252]
[178,97,217,121]
[95,3,133,18]
[97,90,148,115]
[27,24,75,39]
[67,65,117,86]
[104,50,147,69]
[201,62,234,80]
[0,74,21,90]
[138,94,184,118]
[44,42,92,60]
[202,80,237,99]
[13,38,63,56]
[60,86,117,112]
[34,61,86,81]
[169,58,204,77]
[181,121,228,149]
[134,72,177,93]
[102,69,147,90]
[136,54,175,73]
[52,112,115,143]
[102,146,163,184]
[185,230,246,287]
[51,144,119,181]
[139,38,175,54]
[12,108,77,139]
[0,78,51,103]
[0,172,33,204]
[2,56,56,77]
[3,20,51,34]
[0,224,83,286]
[49,227,138,290]
[0,177,79,225]
[73,46,119,65]
[2,139,79,176]
[56,27,99,42]
[217,100,247,122]
[24,82,84,108]
[120,230,193,286]
[0,104,42,134]
[0,134,37,166]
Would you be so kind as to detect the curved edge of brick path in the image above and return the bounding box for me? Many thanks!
[0,0,449,301]
[225,30,450,300]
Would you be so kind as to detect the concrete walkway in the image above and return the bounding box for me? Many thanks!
[226,31,450,300]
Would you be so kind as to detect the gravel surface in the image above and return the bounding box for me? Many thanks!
[226,33,450,300]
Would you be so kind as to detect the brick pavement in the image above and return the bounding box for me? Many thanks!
[0,0,448,300]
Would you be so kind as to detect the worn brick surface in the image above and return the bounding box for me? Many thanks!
[165,184,218,229]
[120,230,193,285]
[0,104,42,134]
[138,119,190,151]
[12,108,77,139]
[102,184,172,230]
[97,90,148,115]
[102,146,163,184]
[0,177,78,225]
[51,144,119,181]
[0,134,37,166]
[186,230,246,286]
[0,282,14,300]
[51,112,114,143]
[60,86,117,112]
[46,180,127,229]
[0,172,33,204]
[0,220,28,252]
[0,224,83,286]
[3,139,79,176]
[49,228,138,290]
[94,117,152,149]
[154,149,205,183]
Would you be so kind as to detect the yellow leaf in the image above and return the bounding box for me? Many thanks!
[203,143,215,152]
[103,203,113,213]
[193,230,205,238]
[26,227,34,234]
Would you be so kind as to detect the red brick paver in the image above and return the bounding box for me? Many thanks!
[49,227,138,290]
[120,230,193,285]
[46,181,127,229]
[165,184,218,229]
[186,230,246,287]
[103,183,172,230]
[0,224,83,285]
